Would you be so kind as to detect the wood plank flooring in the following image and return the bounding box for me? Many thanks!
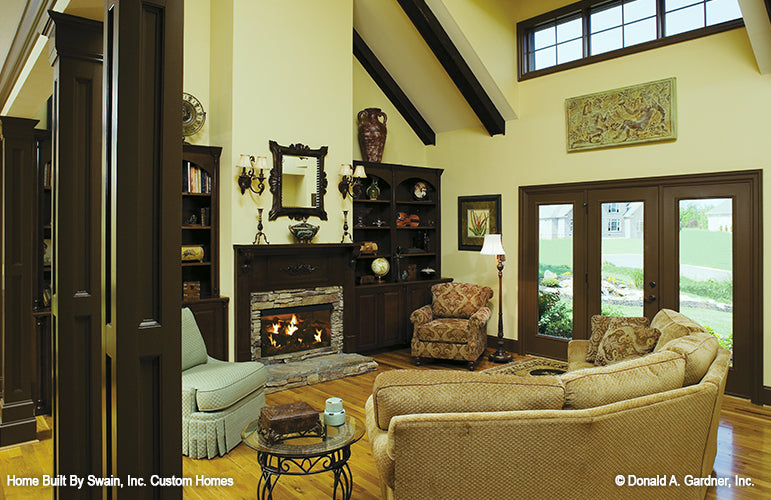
[1,348,769,499]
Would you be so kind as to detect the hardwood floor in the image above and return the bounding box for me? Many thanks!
[1,348,769,499]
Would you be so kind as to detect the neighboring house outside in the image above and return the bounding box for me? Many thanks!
[707,199,732,232]
[601,202,644,239]
[539,205,573,239]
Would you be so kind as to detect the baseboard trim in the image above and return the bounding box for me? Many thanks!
[759,385,771,406]
[486,335,519,355]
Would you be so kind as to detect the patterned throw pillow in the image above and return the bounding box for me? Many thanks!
[586,315,650,363]
[596,325,661,365]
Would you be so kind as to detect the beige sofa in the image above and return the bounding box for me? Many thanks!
[365,309,729,500]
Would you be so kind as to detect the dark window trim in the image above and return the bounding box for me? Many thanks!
[517,0,744,81]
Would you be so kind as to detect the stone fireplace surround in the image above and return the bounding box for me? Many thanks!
[235,244,376,392]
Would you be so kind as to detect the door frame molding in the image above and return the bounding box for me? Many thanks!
[518,170,763,404]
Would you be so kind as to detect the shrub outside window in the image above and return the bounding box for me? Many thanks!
[518,0,744,80]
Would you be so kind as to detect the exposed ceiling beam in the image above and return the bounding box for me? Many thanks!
[354,29,435,146]
[0,0,56,113]
[397,0,505,136]
[766,0,771,22]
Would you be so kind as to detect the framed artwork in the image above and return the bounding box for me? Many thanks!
[565,77,676,152]
[458,194,501,251]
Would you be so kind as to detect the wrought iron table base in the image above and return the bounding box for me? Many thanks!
[257,446,354,499]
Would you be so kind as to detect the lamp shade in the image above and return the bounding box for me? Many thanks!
[255,156,268,169]
[339,163,353,176]
[480,234,505,256]
[353,164,367,178]
[236,154,252,169]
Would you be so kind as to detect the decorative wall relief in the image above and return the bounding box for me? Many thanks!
[565,78,676,152]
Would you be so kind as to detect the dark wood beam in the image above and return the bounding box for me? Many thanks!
[766,0,771,24]
[397,0,505,136]
[0,0,56,112]
[353,30,435,146]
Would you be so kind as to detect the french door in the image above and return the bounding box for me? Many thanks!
[519,171,760,400]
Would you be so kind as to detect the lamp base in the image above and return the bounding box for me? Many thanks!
[488,347,513,364]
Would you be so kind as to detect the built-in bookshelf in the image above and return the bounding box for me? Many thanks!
[181,144,228,360]
[351,161,449,351]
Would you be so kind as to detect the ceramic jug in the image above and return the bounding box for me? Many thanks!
[357,108,387,162]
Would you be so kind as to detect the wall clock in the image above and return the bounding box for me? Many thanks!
[182,92,206,138]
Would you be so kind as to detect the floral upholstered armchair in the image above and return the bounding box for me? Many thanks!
[410,282,493,370]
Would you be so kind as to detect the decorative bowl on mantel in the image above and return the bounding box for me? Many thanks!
[289,219,319,244]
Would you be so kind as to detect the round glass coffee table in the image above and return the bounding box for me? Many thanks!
[242,413,365,500]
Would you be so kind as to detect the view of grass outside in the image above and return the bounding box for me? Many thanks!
[537,199,733,354]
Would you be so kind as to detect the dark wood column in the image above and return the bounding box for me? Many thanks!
[103,0,183,497]
[48,11,104,497]
[0,116,39,447]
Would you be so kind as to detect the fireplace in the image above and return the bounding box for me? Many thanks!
[250,285,344,364]
[260,303,333,358]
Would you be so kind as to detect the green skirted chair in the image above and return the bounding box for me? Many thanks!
[410,282,493,370]
[181,307,267,459]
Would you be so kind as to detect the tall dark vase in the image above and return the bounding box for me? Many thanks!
[357,108,387,162]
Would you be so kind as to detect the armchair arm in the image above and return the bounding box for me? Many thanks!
[468,306,491,330]
[181,385,199,416]
[371,369,564,430]
[409,304,433,326]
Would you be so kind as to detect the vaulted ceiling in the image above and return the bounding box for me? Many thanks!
[1,0,769,137]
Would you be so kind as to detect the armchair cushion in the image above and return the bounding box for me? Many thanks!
[417,318,473,343]
[182,358,267,412]
[431,282,493,319]
[182,307,209,370]
[409,305,433,326]
[560,350,685,409]
[372,369,565,430]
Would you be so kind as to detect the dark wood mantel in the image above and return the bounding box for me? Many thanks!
[234,244,356,362]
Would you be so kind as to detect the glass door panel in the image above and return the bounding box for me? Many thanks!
[678,198,733,363]
[600,202,644,317]
[538,204,574,339]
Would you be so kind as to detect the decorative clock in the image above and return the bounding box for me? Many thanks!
[182,92,206,138]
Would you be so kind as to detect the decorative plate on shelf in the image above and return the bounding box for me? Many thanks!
[182,92,206,138]
[412,181,428,200]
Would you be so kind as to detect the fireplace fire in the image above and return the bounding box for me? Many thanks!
[259,304,332,358]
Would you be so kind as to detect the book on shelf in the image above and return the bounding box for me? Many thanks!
[182,161,212,194]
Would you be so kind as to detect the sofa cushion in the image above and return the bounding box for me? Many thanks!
[182,358,267,411]
[586,315,650,363]
[560,351,685,409]
[182,307,209,371]
[651,308,707,351]
[417,318,472,343]
[372,369,565,430]
[595,324,661,365]
[660,332,719,385]
[431,283,493,319]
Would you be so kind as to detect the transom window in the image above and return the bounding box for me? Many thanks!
[518,0,744,80]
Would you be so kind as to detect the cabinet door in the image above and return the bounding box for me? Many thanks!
[356,291,379,351]
[379,289,402,346]
[402,283,433,344]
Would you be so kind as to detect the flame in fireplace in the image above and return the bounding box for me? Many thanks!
[269,334,277,347]
[286,314,299,336]
[314,328,323,343]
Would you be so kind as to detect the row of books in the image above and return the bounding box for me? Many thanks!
[41,161,53,188]
[183,161,212,193]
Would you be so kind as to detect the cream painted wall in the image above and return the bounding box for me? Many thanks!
[183,0,211,145]
[202,0,354,358]
[429,27,771,382]
[352,57,429,165]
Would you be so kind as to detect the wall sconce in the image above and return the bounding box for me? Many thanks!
[338,163,367,199]
[236,154,267,195]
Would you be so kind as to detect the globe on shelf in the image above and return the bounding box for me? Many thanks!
[371,257,390,283]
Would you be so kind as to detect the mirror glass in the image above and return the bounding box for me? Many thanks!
[268,141,328,221]
[281,155,317,208]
